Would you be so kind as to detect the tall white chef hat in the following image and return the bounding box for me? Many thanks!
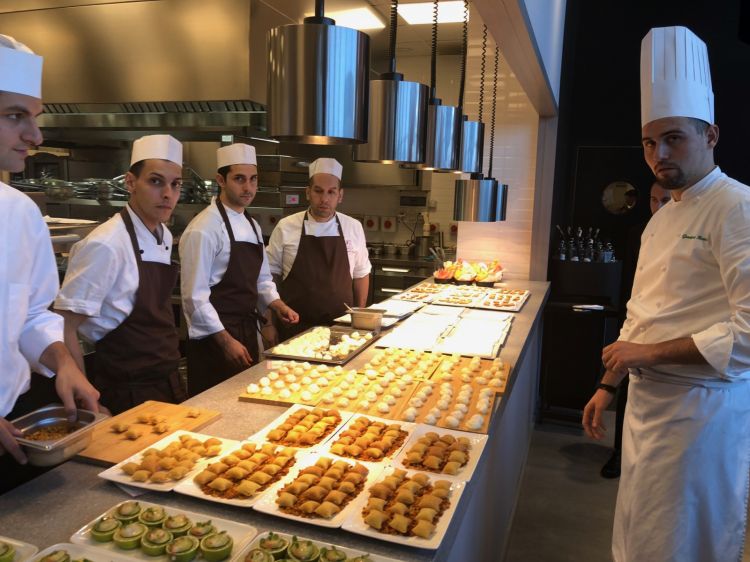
[130,134,183,167]
[309,157,343,180]
[0,34,43,99]
[640,26,714,127]
[217,143,257,169]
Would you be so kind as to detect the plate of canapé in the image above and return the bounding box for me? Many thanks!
[341,466,465,550]
[70,499,257,562]
[252,453,385,529]
[97,430,238,492]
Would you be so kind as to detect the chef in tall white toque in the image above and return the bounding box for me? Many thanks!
[179,143,298,396]
[0,34,100,480]
[582,26,750,562]
[266,157,371,339]
[56,135,187,414]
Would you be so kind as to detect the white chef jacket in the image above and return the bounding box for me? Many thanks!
[266,210,371,280]
[55,205,173,343]
[179,197,280,339]
[0,183,63,417]
[620,166,750,381]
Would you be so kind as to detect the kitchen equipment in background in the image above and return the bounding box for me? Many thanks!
[383,243,397,256]
[353,0,428,164]
[416,235,432,257]
[368,242,383,257]
[256,154,309,186]
[396,243,412,256]
[350,308,387,332]
[364,215,380,231]
[381,216,397,233]
[267,1,370,144]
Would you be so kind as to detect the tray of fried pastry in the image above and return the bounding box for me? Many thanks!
[240,362,349,406]
[316,372,419,420]
[253,453,384,528]
[246,404,352,450]
[319,414,414,464]
[173,439,303,507]
[341,467,465,550]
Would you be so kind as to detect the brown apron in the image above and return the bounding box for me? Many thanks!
[91,208,184,415]
[186,199,263,396]
[278,211,353,340]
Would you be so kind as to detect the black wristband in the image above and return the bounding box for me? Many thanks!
[597,383,617,395]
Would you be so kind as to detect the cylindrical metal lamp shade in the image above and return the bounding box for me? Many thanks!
[423,103,461,171]
[453,177,499,222]
[353,78,429,163]
[268,23,370,144]
[495,183,509,221]
[459,120,483,174]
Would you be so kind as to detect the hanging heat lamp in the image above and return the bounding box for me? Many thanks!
[454,27,508,221]
[354,0,428,163]
[458,0,483,174]
[421,0,462,171]
[267,0,370,144]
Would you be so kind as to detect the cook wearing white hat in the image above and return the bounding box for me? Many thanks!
[582,26,750,562]
[56,134,186,414]
[0,35,101,486]
[180,144,298,395]
[266,157,371,339]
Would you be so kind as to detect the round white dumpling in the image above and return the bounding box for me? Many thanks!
[376,402,390,414]
[284,374,296,383]
[322,392,335,404]
[301,376,313,385]
[293,366,305,376]
[317,376,329,387]
[337,397,350,408]
[489,378,502,387]
[261,386,272,396]
[308,383,321,394]
[279,388,292,399]
[259,377,271,387]
[278,366,290,375]
[365,369,378,380]
[424,413,437,425]
[268,371,280,380]
[402,408,417,422]
[339,381,350,390]
[346,389,359,400]
[331,386,343,396]
[390,387,403,398]
[467,414,484,430]
[409,396,424,408]
[383,394,396,406]
[358,400,371,410]
[273,380,285,389]
[289,383,301,392]
[247,383,260,393]
[372,384,385,395]
[365,391,378,402]
[300,390,313,402]
[437,399,451,411]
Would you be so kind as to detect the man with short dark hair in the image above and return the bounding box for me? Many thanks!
[56,135,187,414]
[0,34,100,485]
[180,143,298,395]
[266,158,371,339]
[583,26,750,561]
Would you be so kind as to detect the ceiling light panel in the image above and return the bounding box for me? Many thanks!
[397,1,468,25]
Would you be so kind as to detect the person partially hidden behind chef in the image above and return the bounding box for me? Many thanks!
[266,157,371,340]
[0,35,100,489]
[180,143,299,396]
[582,26,750,562]
[55,135,187,415]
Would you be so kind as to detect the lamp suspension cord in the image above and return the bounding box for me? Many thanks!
[478,25,487,126]
[388,0,399,74]
[430,0,438,97]
[457,0,468,109]
[487,46,499,179]
[315,0,325,18]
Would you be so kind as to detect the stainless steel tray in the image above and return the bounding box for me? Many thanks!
[12,404,109,466]
[263,325,379,365]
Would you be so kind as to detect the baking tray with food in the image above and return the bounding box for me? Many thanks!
[98,431,238,492]
[11,405,108,467]
[0,536,37,562]
[173,439,305,508]
[316,374,419,419]
[253,454,384,529]
[359,348,445,381]
[341,467,465,550]
[263,326,379,365]
[471,288,531,312]
[240,362,350,406]
[70,500,257,561]
[429,355,509,392]
[396,380,497,434]
[245,405,352,450]
[391,425,488,481]
[234,530,400,562]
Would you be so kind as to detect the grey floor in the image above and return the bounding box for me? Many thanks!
[505,413,750,562]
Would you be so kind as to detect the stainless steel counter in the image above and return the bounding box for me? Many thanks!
[0,280,550,561]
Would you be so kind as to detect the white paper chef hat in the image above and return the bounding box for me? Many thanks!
[217,143,257,169]
[309,157,343,180]
[641,26,714,127]
[130,134,183,166]
[0,34,43,99]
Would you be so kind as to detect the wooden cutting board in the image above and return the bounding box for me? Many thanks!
[76,400,221,465]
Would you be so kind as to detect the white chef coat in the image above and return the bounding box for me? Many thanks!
[0,183,63,417]
[614,166,750,562]
[55,205,173,343]
[620,166,750,381]
[266,210,371,280]
[179,197,280,339]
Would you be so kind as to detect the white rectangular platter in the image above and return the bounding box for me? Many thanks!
[97,430,238,492]
[71,500,257,562]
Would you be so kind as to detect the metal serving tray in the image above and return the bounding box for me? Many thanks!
[263,325,379,365]
[12,404,109,466]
